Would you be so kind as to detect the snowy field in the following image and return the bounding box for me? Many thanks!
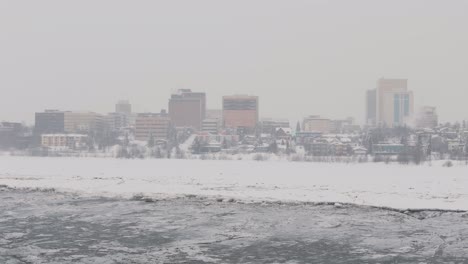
[1,156,468,211]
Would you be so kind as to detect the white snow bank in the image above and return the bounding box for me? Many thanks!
[0,156,467,211]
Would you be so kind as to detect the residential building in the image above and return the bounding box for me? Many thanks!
[302,116,333,133]
[169,89,206,130]
[275,127,292,140]
[295,131,322,145]
[308,141,331,156]
[261,118,290,134]
[331,142,350,156]
[222,95,259,131]
[41,134,88,149]
[135,111,171,141]
[367,78,414,127]
[416,106,438,129]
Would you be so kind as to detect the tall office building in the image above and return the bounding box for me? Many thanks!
[366,78,414,127]
[168,89,206,130]
[34,110,67,145]
[64,112,105,135]
[222,95,259,131]
[106,112,128,131]
[366,89,377,126]
[135,111,171,141]
[34,110,66,135]
[115,100,132,116]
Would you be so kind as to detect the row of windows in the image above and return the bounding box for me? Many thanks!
[223,100,258,110]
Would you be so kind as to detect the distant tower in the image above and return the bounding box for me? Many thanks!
[115,100,132,116]
[222,95,259,131]
[168,89,206,130]
[366,89,377,126]
[366,78,414,127]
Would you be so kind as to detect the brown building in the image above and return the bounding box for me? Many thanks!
[367,78,414,127]
[135,112,171,141]
[168,89,206,130]
[64,112,105,135]
[222,95,259,131]
[302,116,333,134]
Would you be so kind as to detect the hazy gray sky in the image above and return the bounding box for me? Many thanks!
[1,0,467,125]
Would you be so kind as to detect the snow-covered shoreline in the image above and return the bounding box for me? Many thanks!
[1,156,467,211]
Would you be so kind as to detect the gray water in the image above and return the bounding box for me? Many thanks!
[1,187,468,264]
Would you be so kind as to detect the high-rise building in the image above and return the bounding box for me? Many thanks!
[366,78,414,127]
[106,112,128,131]
[34,110,66,135]
[0,122,24,149]
[415,106,438,129]
[115,100,132,116]
[135,111,171,141]
[64,112,105,135]
[168,89,206,130]
[34,110,68,145]
[222,95,259,131]
[366,89,377,126]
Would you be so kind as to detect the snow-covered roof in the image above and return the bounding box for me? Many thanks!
[42,134,87,137]
[276,127,292,134]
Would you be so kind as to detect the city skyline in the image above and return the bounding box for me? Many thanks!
[1,1,468,124]
[0,83,459,127]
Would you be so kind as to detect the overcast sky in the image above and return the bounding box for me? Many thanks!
[1,0,467,125]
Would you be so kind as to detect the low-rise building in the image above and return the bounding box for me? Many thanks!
[202,118,222,134]
[295,131,322,145]
[275,127,292,140]
[41,134,88,149]
[261,118,290,134]
[372,143,405,155]
[308,141,331,156]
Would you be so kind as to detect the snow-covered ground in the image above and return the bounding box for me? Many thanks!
[1,156,467,211]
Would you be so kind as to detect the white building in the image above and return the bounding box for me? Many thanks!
[41,134,88,149]
[302,116,333,133]
[202,118,222,134]
[415,106,438,128]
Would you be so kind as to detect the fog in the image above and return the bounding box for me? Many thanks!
[1,0,467,124]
